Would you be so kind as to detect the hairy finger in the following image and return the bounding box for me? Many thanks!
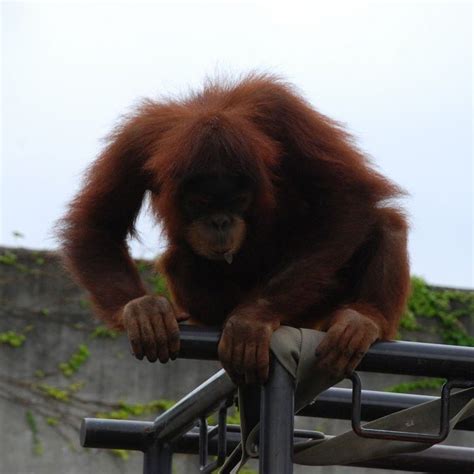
[176,312,191,322]
[344,330,373,374]
[232,341,245,376]
[316,324,348,359]
[218,331,233,378]
[243,343,258,385]
[256,339,270,383]
[317,347,342,375]
[138,313,158,362]
[148,313,169,363]
[346,349,366,374]
[161,306,181,358]
[126,316,144,360]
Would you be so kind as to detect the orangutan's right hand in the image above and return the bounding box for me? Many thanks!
[121,295,189,363]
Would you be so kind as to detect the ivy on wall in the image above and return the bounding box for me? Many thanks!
[399,276,474,346]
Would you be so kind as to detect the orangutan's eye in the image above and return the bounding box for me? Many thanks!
[194,196,210,206]
[232,192,251,210]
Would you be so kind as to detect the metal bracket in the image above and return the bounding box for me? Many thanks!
[198,396,234,473]
[350,373,474,443]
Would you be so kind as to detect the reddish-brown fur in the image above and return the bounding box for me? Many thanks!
[58,73,410,379]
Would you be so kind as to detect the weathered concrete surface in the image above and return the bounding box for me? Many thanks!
[0,247,472,474]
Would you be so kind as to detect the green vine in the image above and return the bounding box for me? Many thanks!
[385,378,446,393]
[400,276,474,345]
[59,344,90,377]
[0,250,18,265]
[0,250,31,273]
[37,381,85,402]
[46,417,59,426]
[26,410,44,455]
[90,326,120,339]
[149,274,170,298]
[111,449,130,460]
[0,330,26,347]
[96,399,175,420]
[207,407,241,426]
[38,384,70,402]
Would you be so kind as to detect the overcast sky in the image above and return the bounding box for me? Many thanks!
[1,0,472,288]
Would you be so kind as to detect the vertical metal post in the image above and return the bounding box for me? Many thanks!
[143,442,172,474]
[259,357,294,474]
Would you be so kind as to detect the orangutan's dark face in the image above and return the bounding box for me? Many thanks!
[180,173,253,263]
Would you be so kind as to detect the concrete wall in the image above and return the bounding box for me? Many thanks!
[0,247,472,474]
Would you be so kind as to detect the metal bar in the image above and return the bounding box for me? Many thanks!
[80,418,153,451]
[299,387,474,431]
[358,340,474,378]
[143,442,172,474]
[200,400,230,474]
[178,325,221,360]
[177,325,474,378]
[351,375,474,442]
[215,400,229,468]
[153,369,235,442]
[259,357,295,474]
[174,429,474,472]
[198,416,208,468]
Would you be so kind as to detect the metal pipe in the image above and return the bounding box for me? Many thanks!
[153,369,236,442]
[143,443,172,474]
[178,325,221,360]
[259,358,295,474]
[80,418,153,451]
[177,325,474,378]
[299,387,474,431]
[358,340,474,378]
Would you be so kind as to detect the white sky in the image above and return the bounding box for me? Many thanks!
[1,0,473,288]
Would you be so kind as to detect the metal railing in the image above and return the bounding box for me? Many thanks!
[81,325,474,473]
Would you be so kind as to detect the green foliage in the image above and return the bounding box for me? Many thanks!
[398,310,420,331]
[0,250,18,265]
[69,381,85,392]
[111,449,130,460]
[226,408,241,425]
[59,344,90,377]
[90,325,120,339]
[79,299,91,309]
[206,406,240,426]
[40,308,50,316]
[0,330,26,347]
[37,381,84,402]
[391,278,474,394]
[401,276,474,345]
[386,378,445,393]
[38,384,70,402]
[96,399,175,420]
[136,260,150,273]
[46,417,59,426]
[149,274,170,298]
[0,250,30,272]
[26,410,44,455]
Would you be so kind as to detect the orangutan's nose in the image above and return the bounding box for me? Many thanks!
[210,214,231,232]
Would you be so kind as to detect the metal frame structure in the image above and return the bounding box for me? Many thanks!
[81,325,474,473]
